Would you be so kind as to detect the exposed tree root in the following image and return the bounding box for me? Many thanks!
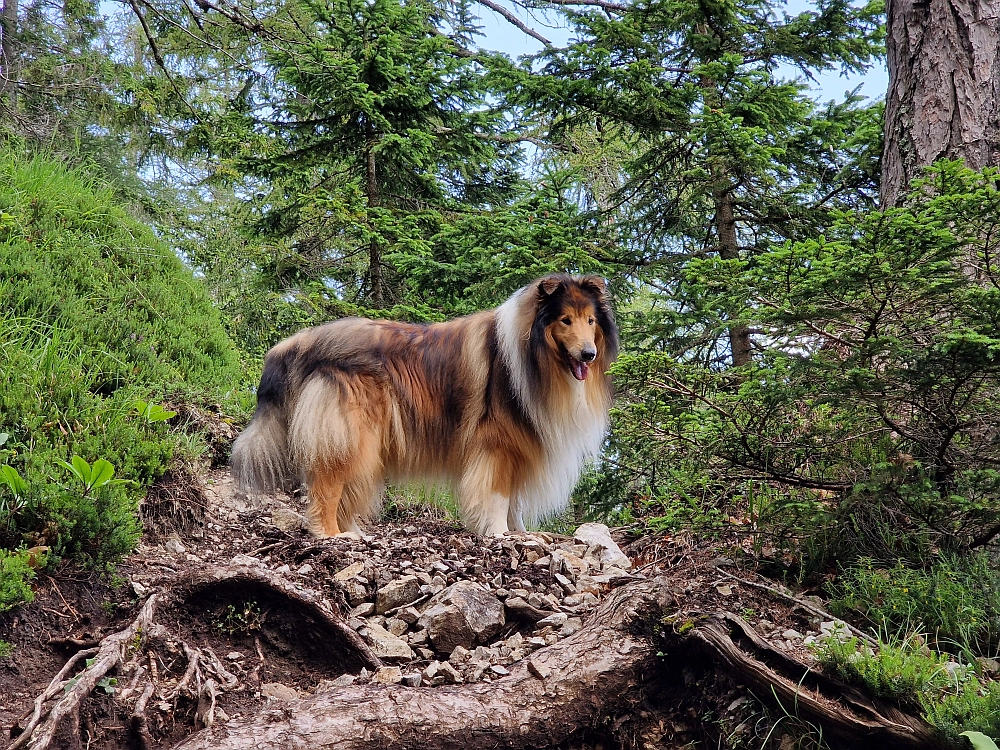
[682,613,945,749]
[11,566,381,750]
[172,576,944,750]
[14,569,944,750]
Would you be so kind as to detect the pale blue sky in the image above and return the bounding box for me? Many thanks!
[475,0,890,103]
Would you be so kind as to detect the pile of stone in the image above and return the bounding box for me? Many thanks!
[322,522,639,687]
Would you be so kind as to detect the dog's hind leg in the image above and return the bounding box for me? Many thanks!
[308,466,346,537]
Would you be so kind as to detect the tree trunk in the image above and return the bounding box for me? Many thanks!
[882,0,1000,207]
[1,0,18,110]
[712,181,752,366]
[702,70,752,367]
[365,117,383,306]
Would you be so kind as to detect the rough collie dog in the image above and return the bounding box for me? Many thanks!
[231,274,618,537]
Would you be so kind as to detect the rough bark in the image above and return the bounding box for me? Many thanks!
[173,577,940,750]
[173,577,672,750]
[882,0,1000,206]
[1,0,18,109]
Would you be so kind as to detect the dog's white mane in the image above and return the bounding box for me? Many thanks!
[494,282,609,525]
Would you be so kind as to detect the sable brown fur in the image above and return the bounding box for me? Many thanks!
[231,274,618,536]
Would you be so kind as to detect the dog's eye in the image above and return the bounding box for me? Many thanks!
[561,317,571,325]
[588,318,594,325]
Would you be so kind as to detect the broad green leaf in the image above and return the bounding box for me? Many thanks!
[962,731,1000,750]
[55,458,85,483]
[0,465,26,496]
[0,433,9,447]
[89,459,115,488]
[72,455,93,485]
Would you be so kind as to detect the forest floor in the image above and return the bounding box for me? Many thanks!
[0,468,911,750]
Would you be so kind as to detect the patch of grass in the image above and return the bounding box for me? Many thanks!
[817,633,1000,744]
[831,555,1000,654]
[0,641,13,658]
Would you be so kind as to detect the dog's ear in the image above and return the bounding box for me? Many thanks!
[538,276,564,297]
[579,276,607,298]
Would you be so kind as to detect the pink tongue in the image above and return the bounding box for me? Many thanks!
[571,360,589,381]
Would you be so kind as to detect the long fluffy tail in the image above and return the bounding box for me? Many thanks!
[232,352,294,495]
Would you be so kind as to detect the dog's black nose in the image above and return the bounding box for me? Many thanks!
[580,348,597,362]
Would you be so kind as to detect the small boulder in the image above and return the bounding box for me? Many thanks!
[271,507,309,533]
[373,666,403,685]
[417,581,505,654]
[360,622,414,661]
[376,575,422,614]
[573,522,632,570]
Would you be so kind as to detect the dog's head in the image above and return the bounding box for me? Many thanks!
[534,274,618,381]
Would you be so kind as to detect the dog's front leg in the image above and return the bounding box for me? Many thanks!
[458,453,514,536]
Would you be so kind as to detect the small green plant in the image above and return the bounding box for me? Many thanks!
[214,602,264,636]
[134,400,177,423]
[55,455,119,496]
[817,633,1000,743]
[0,464,27,531]
[0,548,36,612]
[0,640,13,658]
[963,731,1000,750]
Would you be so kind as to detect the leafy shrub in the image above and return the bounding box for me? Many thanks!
[818,633,1000,744]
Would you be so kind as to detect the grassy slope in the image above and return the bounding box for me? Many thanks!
[0,147,242,573]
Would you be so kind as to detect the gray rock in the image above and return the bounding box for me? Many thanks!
[373,666,402,684]
[360,622,414,661]
[229,553,263,567]
[422,661,441,680]
[536,611,568,628]
[262,682,299,701]
[342,581,368,605]
[504,596,550,622]
[385,617,409,637]
[417,581,504,654]
[351,602,375,618]
[398,606,421,625]
[271,507,309,533]
[334,561,366,582]
[490,664,509,676]
[573,522,632,570]
[376,575,422,614]
[437,661,464,684]
[400,672,422,687]
[165,538,186,555]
